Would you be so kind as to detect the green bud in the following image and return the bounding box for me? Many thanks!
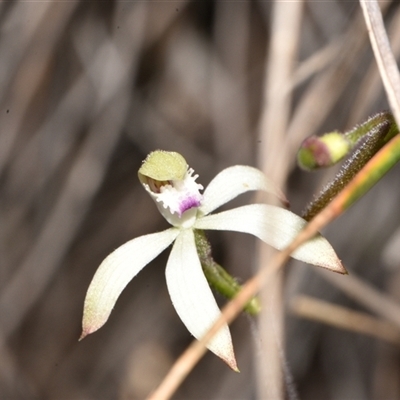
[301,111,398,221]
[297,132,350,170]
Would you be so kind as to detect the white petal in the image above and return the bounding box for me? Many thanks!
[195,204,344,273]
[165,229,238,369]
[82,228,179,337]
[199,165,287,216]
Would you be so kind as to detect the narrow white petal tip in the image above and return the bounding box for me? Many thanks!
[205,323,238,370]
[205,326,239,371]
[222,354,239,372]
[314,255,346,274]
[232,362,240,373]
[320,257,347,274]
[79,327,94,341]
[214,342,239,371]
[80,312,108,340]
[78,324,97,342]
[293,234,346,274]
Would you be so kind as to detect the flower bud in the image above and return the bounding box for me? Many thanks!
[297,132,350,170]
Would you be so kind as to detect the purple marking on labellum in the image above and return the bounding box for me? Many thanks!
[179,195,202,216]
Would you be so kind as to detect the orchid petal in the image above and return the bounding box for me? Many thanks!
[81,228,180,338]
[194,204,345,273]
[165,229,238,370]
[199,165,287,216]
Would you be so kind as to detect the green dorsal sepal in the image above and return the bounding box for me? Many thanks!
[138,150,188,181]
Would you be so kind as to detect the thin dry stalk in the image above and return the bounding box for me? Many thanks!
[291,295,400,346]
[349,5,400,125]
[256,1,303,399]
[316,269,400,329]
[360,0,400,124]
[211,1,252,165]
[0,3,78,175]
[289,40,341,92]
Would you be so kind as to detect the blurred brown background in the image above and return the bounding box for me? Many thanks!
[1,1,400,399]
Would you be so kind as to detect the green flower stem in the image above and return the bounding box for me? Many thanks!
[301,111,399,221]
[194,229,261,315]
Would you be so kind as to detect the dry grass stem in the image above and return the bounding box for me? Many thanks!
[291,295,400,346]
[360,0,400,124]
[256,2,303,399]
[349,5,400,125]
[317,268,400,329]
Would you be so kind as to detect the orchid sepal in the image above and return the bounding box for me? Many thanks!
[166,229,238,370]
[81,228,179,339]
[194,204,346,274]
[199,165,288,217]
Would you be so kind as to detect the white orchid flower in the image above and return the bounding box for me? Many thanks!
[81,151,344,370]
